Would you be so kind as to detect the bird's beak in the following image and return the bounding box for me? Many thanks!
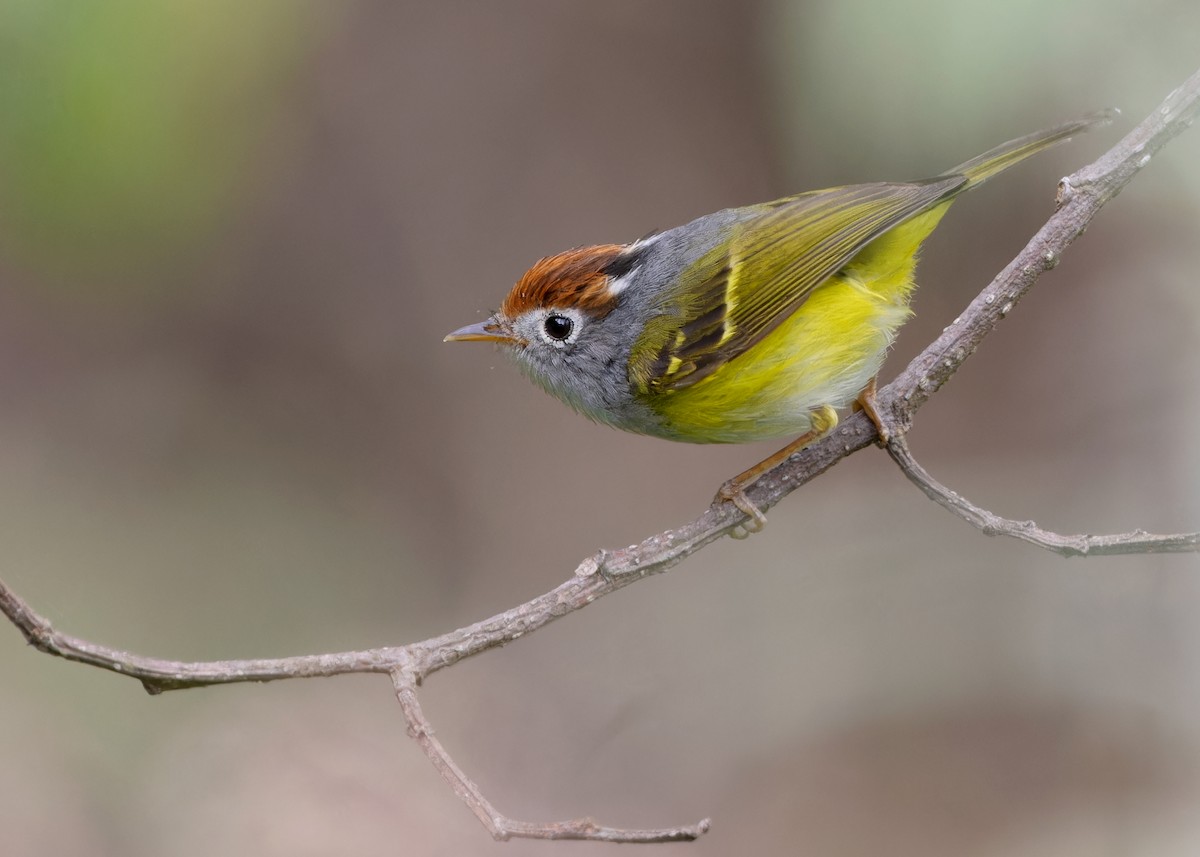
[443,318,513,344]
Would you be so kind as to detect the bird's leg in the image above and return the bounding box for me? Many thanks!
[716,404,839,533]
[852,375,889,444]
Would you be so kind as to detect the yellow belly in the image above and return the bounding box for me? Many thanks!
[650,203,950,443]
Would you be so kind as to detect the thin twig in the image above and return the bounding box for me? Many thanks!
[391,671,710,842]
[3,69,1200,843]
[887,436,1200,556]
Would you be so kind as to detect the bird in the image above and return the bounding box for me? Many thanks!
[446,111,1112,528]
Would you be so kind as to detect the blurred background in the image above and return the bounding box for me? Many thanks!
[1,2,1198,855]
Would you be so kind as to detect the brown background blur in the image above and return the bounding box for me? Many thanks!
[2,3,1199,855]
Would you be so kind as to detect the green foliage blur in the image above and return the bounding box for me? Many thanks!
[0,1,313,298]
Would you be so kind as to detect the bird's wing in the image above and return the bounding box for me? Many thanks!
[632,176,964,392]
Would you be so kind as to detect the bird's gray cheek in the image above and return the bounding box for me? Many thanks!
[520,349,572,394]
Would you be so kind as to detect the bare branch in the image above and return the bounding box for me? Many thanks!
[887,436,1200,556]
[0,578,406,692]
[3,68,1199,843]
[880,71,1200,432]
[391,671,710,843]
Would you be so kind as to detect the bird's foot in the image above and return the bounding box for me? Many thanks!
[716,479,767,537]
[713,404,840,537]
[853,376,890,445]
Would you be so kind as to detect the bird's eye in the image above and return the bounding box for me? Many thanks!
[543,313,574,342]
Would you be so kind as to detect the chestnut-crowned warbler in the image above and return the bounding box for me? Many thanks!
[446,112,1112,526]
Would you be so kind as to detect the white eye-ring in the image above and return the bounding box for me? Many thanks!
[538,307,584,348]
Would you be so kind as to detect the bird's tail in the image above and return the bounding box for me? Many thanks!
[946,108,1119,188]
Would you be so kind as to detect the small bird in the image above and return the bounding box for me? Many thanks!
[446,112,1112,527]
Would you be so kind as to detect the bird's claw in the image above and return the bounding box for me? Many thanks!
[716,481,767,537]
